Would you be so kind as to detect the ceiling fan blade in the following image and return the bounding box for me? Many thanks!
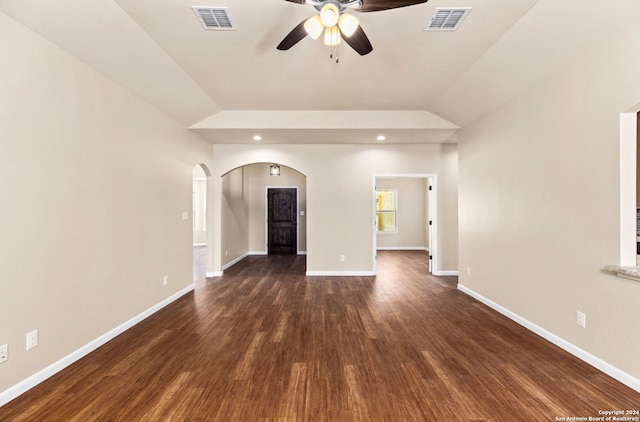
[277,20,309,50]
[340,26,373,56]
[282,0,307,3]
[356,0,428,13]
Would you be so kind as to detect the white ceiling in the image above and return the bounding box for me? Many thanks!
[2,0,639,144]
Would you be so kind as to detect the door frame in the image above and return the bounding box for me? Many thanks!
[372,174,438,275]
[265,186,300,255]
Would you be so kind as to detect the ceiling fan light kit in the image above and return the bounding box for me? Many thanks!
[303,5,358,46]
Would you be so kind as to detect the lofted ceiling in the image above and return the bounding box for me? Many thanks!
[1,0,639,144]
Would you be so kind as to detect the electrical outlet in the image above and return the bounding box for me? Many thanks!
[340,255,345,262]
[0,344,7,363]
[163,275,168,286]
[577,311,586,328]
[467,267,471,276]
[26,330,38,350]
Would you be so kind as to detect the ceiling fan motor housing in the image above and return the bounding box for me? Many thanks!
[305,0,362,11]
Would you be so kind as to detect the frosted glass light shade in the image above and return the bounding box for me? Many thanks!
[304,15,324,40]
[324,26,341,46]
[320,4,340,27]
[338,13,359,37]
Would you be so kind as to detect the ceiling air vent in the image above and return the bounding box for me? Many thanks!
[425,7,471,31]
[192,7,236,30]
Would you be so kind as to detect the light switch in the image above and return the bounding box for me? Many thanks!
[182,211,189,221]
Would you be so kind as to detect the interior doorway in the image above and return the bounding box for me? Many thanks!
[373,174,437,275]
[216,163,306,274]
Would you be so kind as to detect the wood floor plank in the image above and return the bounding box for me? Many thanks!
[279,362,308,420]
[1,249,639,421]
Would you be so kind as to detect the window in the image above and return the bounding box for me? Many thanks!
[376,189,397,232]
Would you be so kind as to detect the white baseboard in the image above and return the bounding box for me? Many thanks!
[433,270,459,276]
[222,253,249,271]
[206,271,223,277]
[306,271,376,276]
[0,284,195,407]
[376,247,428,251]
[457,284,640,393]
[247,251,307,255]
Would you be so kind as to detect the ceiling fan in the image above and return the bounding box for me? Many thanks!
[277,0,428,58]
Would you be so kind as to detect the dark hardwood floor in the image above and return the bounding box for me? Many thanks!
[2,249,638,421]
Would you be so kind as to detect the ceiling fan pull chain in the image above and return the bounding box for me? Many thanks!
[329,45,339,63]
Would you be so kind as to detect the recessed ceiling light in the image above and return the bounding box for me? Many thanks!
[376,135,386,141]
[253,135,262,141]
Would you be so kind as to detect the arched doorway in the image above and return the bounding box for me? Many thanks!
[219,163,307,273]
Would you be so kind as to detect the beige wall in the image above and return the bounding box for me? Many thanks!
[0,11,212,394]
[376,178,428,250]
[458,23,640,380]
[221,167,250,266]
[211,144,458,275]
[438,144,459,270]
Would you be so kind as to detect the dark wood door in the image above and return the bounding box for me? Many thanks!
[268,188,297,255]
